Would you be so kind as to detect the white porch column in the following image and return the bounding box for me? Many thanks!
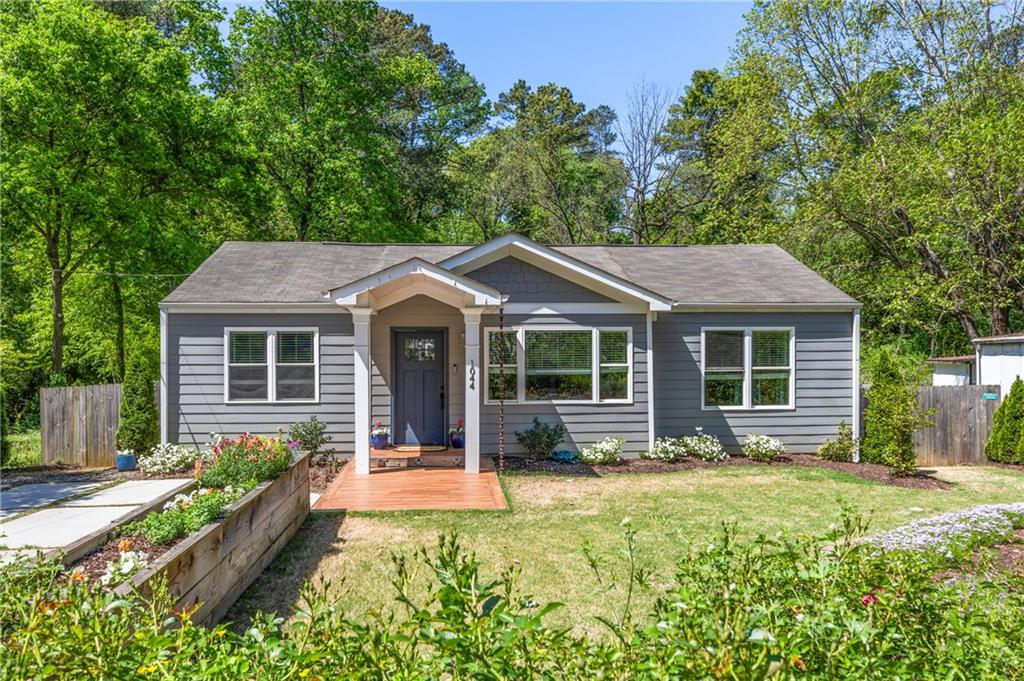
[350,307,373,474]
[463,309,482,474]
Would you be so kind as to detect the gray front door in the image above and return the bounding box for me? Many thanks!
[393,329,447,445]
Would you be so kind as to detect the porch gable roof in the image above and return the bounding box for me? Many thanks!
[324,257,505,309]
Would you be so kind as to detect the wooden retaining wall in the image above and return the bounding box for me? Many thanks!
[40,384,122,468]
[913,385,1001,467]
[116,453,310,626]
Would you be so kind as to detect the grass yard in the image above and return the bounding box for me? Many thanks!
[230,464,1024,632]
[2,430,41,469]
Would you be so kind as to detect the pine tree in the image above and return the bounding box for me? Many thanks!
[116,360,158,454]
[986,377,1024,464]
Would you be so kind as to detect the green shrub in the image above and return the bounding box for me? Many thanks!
[288,416,332,463]
[514,417,566,460]
[116,360,158,454]
[819,420,857,462]
[199,433,292,488]
[126,486,247,545]
[862,349,929,475]
[4,511,1024,678]
[986,377,1024,464]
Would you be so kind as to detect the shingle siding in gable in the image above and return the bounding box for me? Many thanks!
[652,311,854,452]
[465,256,615,303]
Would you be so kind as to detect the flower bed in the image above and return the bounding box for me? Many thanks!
[113,451,309,626]
[866,503,1024,557]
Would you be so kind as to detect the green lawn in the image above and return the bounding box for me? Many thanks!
[230,464,1024,632]
[2,430,41,468]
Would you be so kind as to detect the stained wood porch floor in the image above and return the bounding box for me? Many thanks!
[313,457,507,512]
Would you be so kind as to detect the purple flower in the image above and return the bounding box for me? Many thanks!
[287,440,301,450]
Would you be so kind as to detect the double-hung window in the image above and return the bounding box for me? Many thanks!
[225,328,318,403]
[484,327,632,403]
[701,328,794,409]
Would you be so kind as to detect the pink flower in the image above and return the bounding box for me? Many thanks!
[287,440,300,450]
[458,419,464,427]
[861,593,879,607]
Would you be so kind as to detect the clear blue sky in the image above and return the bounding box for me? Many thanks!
[381,1,752,117]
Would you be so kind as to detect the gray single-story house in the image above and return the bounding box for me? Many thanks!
[159,233,861,474]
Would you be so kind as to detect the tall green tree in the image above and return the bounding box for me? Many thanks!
[738,0,1024,343]
[453,80,624,244]
[1,0,249,377]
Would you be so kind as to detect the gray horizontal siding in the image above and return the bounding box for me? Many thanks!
[479,313,649,456]
[167,312,355,449]
[466,256,614,303]
[653,311,855,453]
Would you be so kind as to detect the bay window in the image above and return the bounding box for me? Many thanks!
[701,327,794,409]
[225,328,318,403]
[484,326,632,403]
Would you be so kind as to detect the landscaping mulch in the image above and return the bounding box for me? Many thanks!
[1,465,190,490]
[308,460,345,494]
[499,453,951,490]
[65,535,180,584]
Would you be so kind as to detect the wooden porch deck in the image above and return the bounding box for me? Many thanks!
[313,457,507,512]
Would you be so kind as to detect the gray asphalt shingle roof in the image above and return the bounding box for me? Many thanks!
[162,241,857,306]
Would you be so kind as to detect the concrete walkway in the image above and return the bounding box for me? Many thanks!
[0,479,192,563]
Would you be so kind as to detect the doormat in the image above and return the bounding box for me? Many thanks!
[392,445,447,453]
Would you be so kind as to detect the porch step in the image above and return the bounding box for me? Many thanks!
[372,448,466,469]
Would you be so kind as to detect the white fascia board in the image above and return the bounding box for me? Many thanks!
[325,257,503,307]
[972,335,1024,344]
[670,302,862,312]
[439,233,674,311]
[160,302,335,313]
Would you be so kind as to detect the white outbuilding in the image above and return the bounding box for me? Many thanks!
[928,355,975,386]
[972,333,1024,399]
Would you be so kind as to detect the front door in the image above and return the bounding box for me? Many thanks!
[393,329,447,445]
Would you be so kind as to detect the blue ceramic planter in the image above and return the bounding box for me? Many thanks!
[115,452,138,471]
[370,434,389,450]
[450,433,465,449]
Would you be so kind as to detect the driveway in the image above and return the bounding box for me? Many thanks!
[0,479,192,564]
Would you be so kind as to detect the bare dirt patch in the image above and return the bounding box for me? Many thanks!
[500,454,951,490]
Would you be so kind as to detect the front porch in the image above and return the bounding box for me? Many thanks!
[327,258,506,476]
[312,457,507,511]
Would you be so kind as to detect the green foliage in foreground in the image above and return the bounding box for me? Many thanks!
[3,512,1023,679]
[987,377,1024,464]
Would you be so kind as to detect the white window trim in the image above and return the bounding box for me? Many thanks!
[700,327,795,411]
[224,327,320,404]
[483,325,634,405]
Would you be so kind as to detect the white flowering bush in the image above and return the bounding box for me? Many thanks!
[578,436,625,464]
[867,503,1024,558]
[743,433,787,463]
[679,427,727,462]
[138,443,203,474]
[100,549,149,586]
[642,437,688,462]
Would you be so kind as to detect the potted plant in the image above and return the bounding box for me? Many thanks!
[370,421,390,450]
[449,419,465,449]
[115,448,138,471]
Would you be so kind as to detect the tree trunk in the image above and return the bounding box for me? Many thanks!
[111,275,126,381]
[49,265,64,376]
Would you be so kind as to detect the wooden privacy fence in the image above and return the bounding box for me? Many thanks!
[913,384,1001,467]
[40,384,122,468]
